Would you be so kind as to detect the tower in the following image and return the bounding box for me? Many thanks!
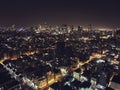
[78,26,83,32]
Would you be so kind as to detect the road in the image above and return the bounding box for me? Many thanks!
[39,53,106,90]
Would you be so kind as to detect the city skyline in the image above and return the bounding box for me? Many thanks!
[0,0,120,28]
[0,0,120,89]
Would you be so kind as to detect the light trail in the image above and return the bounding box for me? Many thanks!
[108,72,116,87]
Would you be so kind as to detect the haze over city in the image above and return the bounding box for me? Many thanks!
[0,0,120,28]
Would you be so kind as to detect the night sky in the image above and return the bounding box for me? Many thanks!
[0,0,120,28]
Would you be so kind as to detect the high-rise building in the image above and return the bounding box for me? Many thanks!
[55,42,65,58]
[78,26,83,32]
